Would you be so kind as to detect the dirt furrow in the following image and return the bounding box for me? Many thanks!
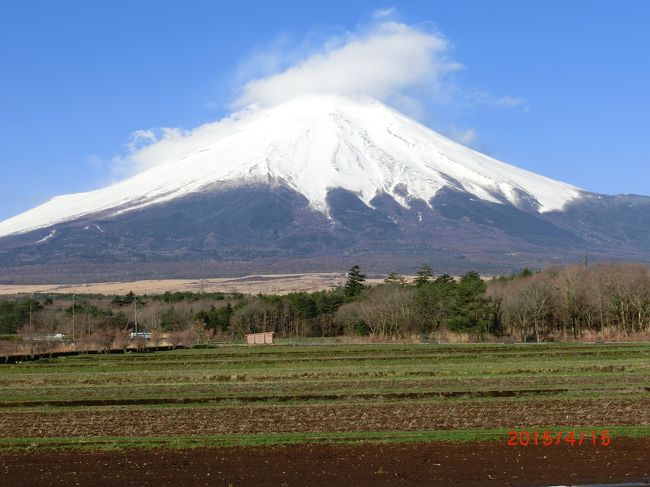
[2,398,649,438]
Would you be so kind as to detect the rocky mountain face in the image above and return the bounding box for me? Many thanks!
[0,95,648,282]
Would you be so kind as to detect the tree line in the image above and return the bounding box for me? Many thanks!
[1,262,649,342]
[489,263,650,341]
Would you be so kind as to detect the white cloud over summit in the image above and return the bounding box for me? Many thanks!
[111,10,526,176]
[232,20,460,112]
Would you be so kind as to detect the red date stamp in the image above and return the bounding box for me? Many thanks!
[507,430,611,447]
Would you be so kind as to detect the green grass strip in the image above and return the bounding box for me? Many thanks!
[2,426,650,452]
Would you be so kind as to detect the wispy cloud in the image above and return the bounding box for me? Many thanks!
[231,14,461,117]
[372,7,397,19]
[465,90,529,112]
[495,95,527,108]
[127,129,157,152]
[448,127,478,146]
[113,8,527,177]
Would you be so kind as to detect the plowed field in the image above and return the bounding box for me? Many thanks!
[2,343,650,485]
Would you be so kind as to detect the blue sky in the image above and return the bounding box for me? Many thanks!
[1,0,649,220]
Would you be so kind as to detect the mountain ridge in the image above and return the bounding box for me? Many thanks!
[0,94,648,278]
[0,94,583,238]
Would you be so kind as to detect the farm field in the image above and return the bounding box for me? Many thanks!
[0,272,386,296]
[1,342,650,486]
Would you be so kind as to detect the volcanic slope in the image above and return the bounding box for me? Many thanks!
[0,94,648,277]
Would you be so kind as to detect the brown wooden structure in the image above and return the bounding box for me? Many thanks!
[244,332,274,345]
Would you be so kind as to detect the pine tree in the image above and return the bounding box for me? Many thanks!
[414,265,434,287]
[447,271,490,333]
[384,272,406,286]
[344,265,366,299]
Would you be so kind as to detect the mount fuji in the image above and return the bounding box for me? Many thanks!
[1,94,649,281]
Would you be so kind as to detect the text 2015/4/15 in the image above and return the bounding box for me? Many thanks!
[507,430,611,447]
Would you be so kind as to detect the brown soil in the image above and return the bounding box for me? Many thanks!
[2,398,650,438]
[0,272,392,296]
[2,439,650,486]
[0,387,570,408]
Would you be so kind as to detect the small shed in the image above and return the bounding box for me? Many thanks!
[245,332,274,345]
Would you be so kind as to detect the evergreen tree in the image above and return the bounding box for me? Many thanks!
[520,267,533,278]
[111,290,146,306]
[160,307,177,332]
[196,303,233,331]
[414,276,456,333]
[344,265,366,299]
[434,274,454,285]
[414,265,434,287]
[0,299,42,334]
[447,271,491,333]
[384,272,406,286]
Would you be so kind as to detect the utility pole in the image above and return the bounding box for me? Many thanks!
[134,296,138,334]
[72,294,76,341]
[584,249,589,269]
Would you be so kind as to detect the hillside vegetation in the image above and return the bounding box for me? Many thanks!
[1,263,649,354]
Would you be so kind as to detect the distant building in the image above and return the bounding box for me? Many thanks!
[130,332,152,339]
[245,332,274,345]
[23,333,67,342]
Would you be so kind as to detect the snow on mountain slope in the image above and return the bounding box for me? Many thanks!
[0,94,583,238]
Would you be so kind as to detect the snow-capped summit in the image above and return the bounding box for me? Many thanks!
[0,94,583,238]
[3,93,649,280]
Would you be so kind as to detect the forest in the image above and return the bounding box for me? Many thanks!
[1,262,650,345]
